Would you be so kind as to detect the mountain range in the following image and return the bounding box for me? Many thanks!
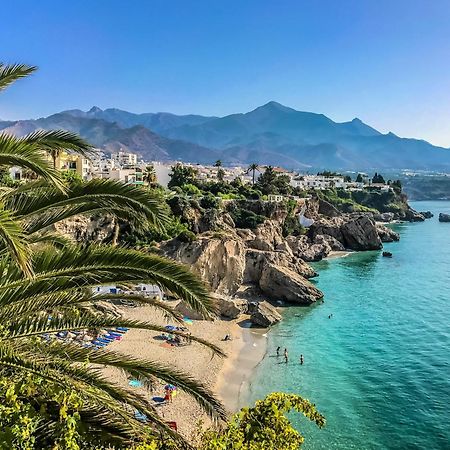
[1,101,449,170]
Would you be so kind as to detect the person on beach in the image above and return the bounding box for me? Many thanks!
[300,354,304,365]
[276,346,280,356]
[284,348,288,363]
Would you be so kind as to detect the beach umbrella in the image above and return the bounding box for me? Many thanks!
[182,316,193,325]
[165,325,176,331]
[164,384,176,391]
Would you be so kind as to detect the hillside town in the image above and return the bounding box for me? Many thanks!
[9,148,394,196]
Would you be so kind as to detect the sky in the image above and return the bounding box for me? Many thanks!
[1,0,450,147]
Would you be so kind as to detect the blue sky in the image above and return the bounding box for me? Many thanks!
[1,0,450,146]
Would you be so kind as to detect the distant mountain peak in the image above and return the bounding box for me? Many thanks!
[88,106,102,114]
[256,101,294,113]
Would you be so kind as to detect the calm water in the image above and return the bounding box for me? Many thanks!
[248,201,450,450]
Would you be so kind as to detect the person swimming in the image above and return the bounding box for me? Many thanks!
[276,346,281,356]
[284,348,288,363]
[300,354,304,365]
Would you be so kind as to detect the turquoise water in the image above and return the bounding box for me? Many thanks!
[248,201,450,450]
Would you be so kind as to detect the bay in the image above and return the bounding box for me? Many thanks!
[247,201,450,450]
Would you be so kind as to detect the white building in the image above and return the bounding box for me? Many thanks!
[112,151,138,167]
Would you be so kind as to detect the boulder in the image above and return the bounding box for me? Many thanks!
[373,212,395,222]
[340,215,382,250]
[404,208,425,222]
[419,211,433,219]
[439,213,450,222]
[308,217,346,243]
[244,249,317,282]
[376,224,400,242]
[284,234,333,262]
[248,301,282,327]
[318,199,340,217]
[313,234,345,251]
[259,263,323,305]
[212,293,247,319]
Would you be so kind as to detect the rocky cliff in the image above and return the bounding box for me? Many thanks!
[159,197,403,319]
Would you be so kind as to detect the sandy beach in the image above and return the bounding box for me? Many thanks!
[102,303,267,440]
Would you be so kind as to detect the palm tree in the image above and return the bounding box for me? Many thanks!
[0,63,225,447]
[143,164,158,187]
[246,163,259,185]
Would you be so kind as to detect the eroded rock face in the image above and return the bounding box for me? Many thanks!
[259,263,323,305]
[404,208,425,222]
[212,293,247,319]
[376,224,400,242]
[244,248,317,282]
[246,221,284,251]
[341,215,382,250]
[439,213,450,222]
[373,212,395,222]
[54,215,117,243]
[309,215,382,251]
[160,236,246,295]
[248,301,282,327]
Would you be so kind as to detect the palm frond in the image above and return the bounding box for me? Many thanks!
[0,133,64,190]
[39,342,227,420]
[0,63,36,91]
[0,209,32,276]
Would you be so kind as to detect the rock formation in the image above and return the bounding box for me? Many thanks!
[248,301,282,327]
[439,213,450,222]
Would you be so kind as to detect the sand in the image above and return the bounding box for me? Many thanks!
[101,302,266,440]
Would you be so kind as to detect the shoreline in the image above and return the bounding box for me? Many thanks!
[215,319,268,413]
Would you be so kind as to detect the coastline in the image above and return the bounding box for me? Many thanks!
[215,319,268,413]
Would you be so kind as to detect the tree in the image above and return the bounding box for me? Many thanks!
[372,172,385,184]
[343,175,352,182]
[246,163,259,185]
[355,173,364,183]
[143,165,158,187]
[256,166,278,195]
[217,168,225,182]
[0,62,225,447]
[199,392,325,450]
[168,163,197,188]
[214,160,222,168]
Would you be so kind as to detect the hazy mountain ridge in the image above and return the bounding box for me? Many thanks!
[0,112,220,163]
[1,101,449,170]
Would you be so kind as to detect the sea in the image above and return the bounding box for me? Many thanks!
[247,201,450,450]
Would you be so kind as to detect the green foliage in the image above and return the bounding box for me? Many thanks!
[355,173,364,183]
[372,172,386,184]
[0,62,225,449]
[199,392,325,450]
[168,163,197,188]
[316,171,341,177]
[181,183,202,197]
[60,170,83,185]
[0,374,84,450]
[177,229,197,243]
[256,166,292,195]
[200,193,221,210]
[229,206,265,229]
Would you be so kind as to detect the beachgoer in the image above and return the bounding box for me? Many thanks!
[276,346,280,356]
[284,348,288,363]
[300,354,304,365]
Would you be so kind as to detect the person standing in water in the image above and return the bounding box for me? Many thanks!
[300,354,304,365]
[276,346,280,356]
[284,348,288,363]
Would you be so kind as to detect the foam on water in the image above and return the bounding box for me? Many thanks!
[247,201,450,450]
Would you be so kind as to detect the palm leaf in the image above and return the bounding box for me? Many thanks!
[0,63,36,91]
